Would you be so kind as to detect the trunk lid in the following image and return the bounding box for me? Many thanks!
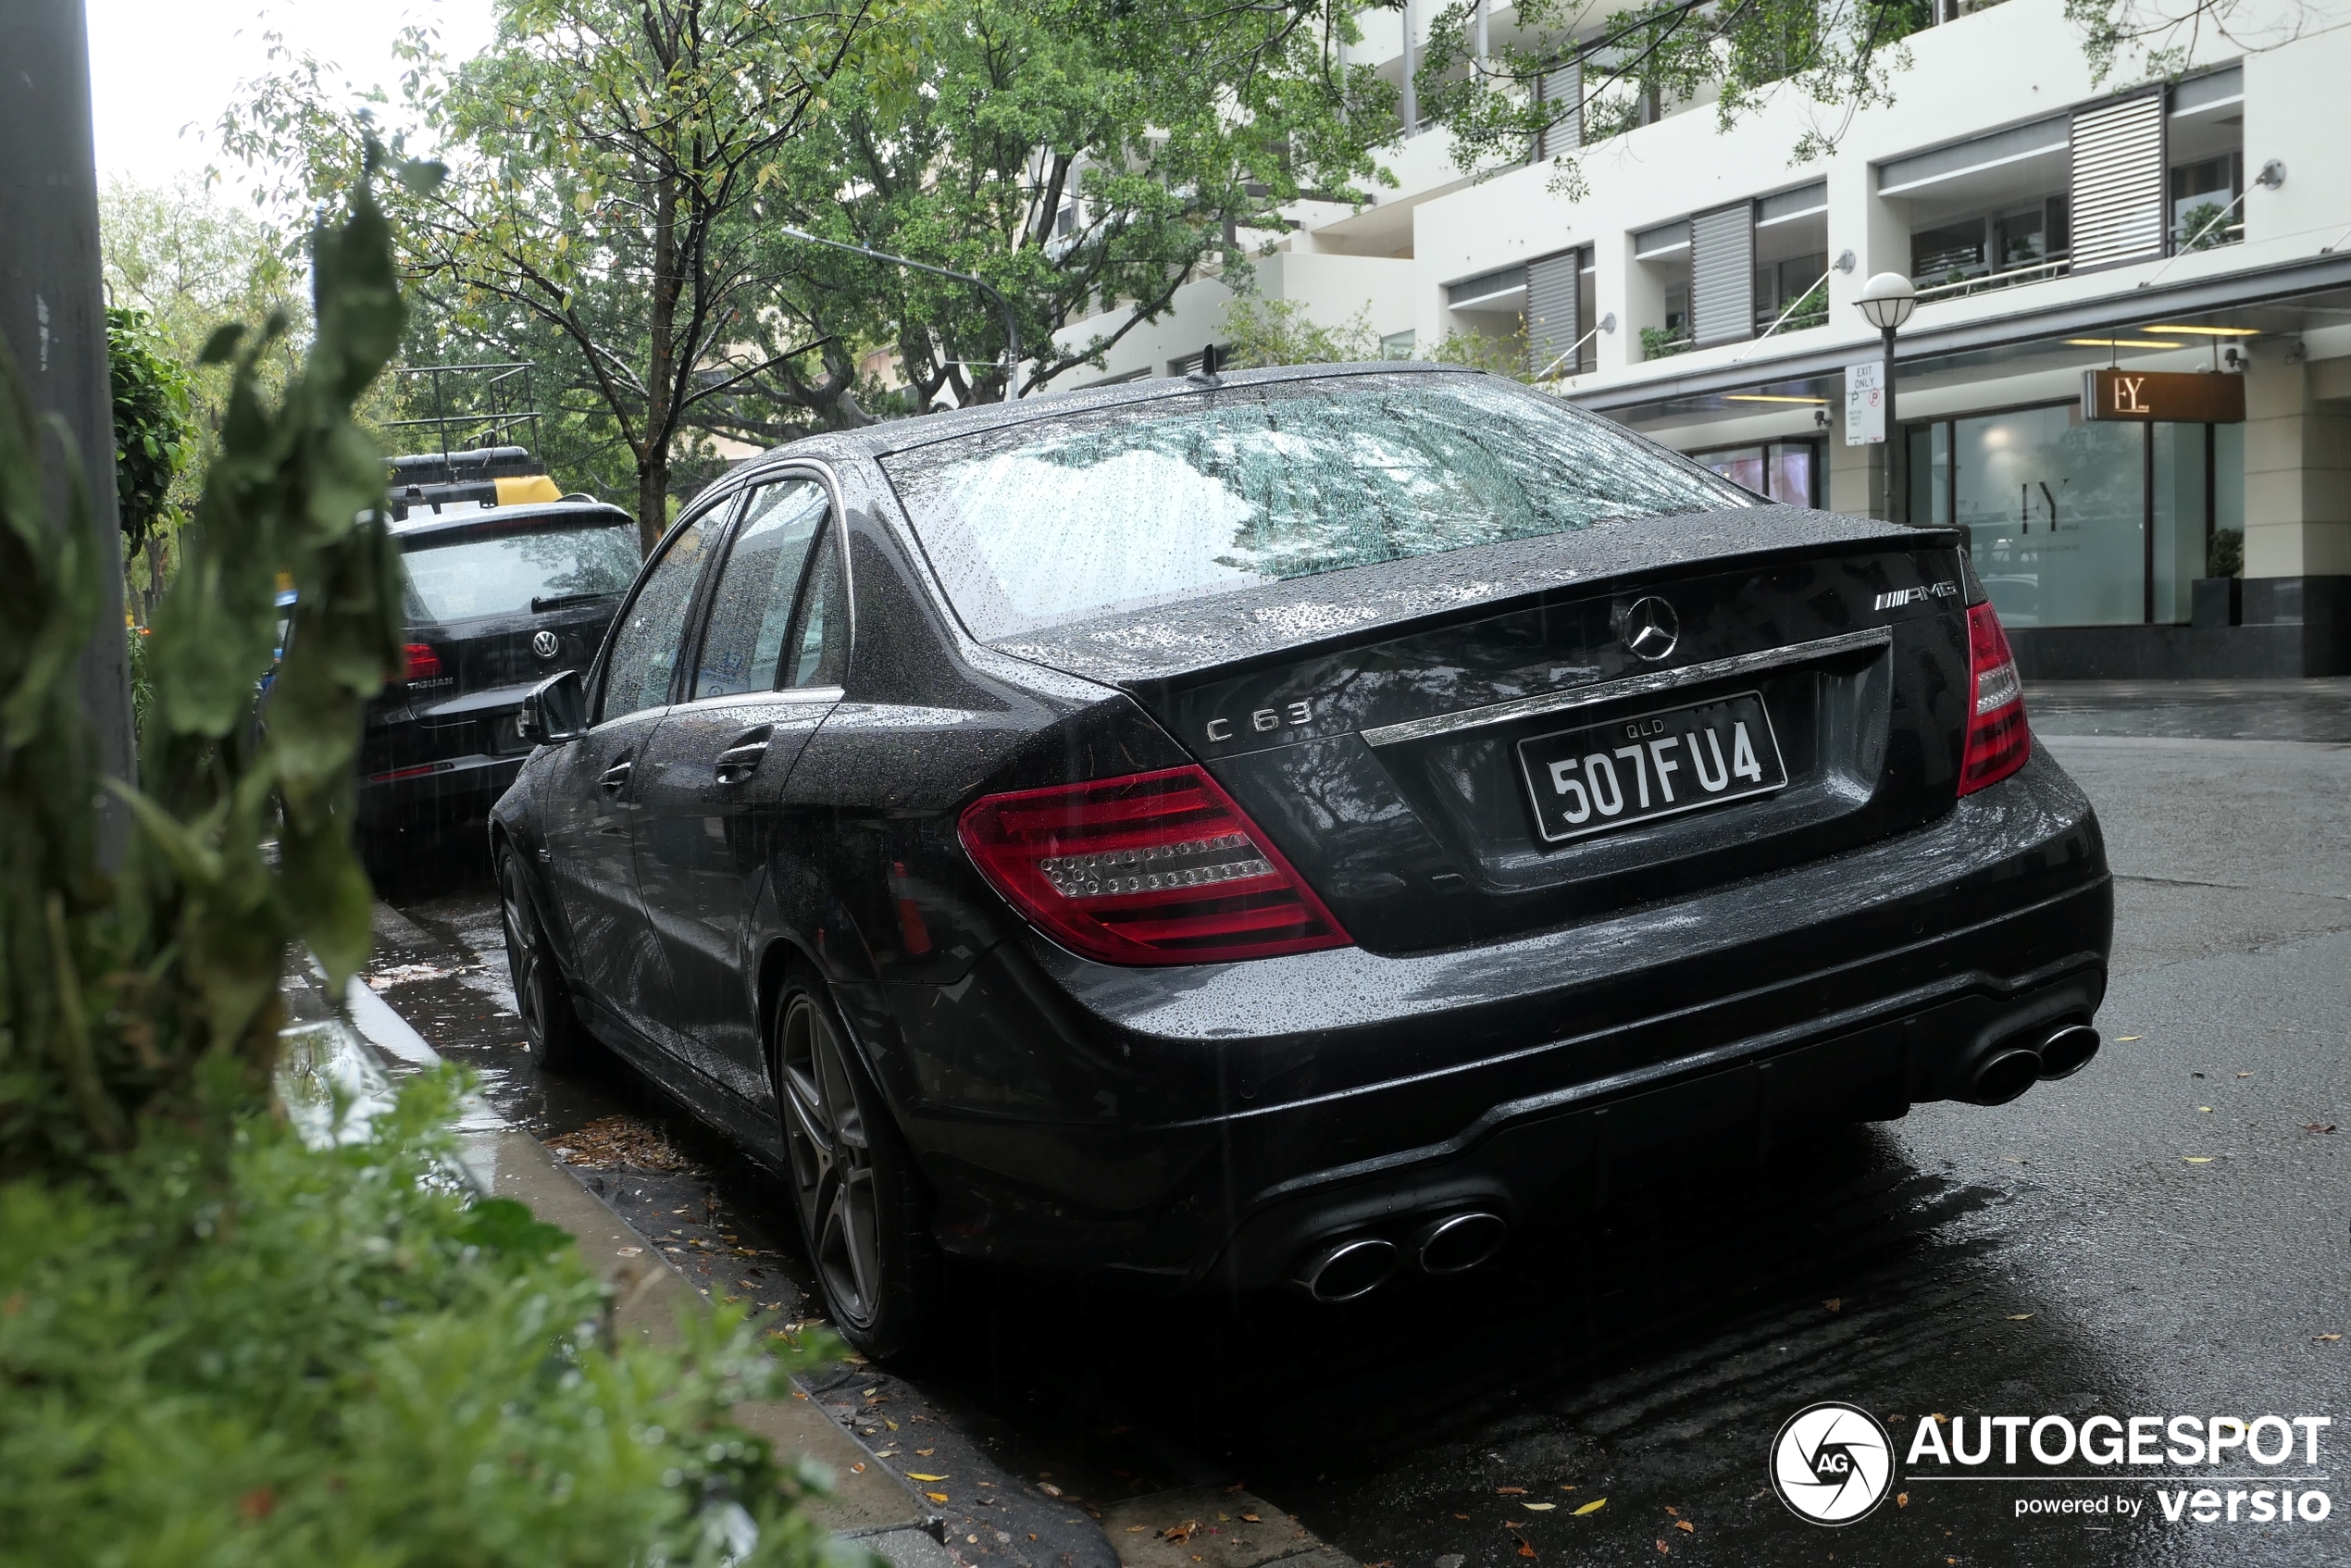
[993,509,1978,955]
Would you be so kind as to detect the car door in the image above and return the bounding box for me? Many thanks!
[629,474,848,1102]
[539,503,728,1046]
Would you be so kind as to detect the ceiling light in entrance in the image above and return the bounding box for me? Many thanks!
[1722,393,1829,404]
[2064,338,2185,349]
[2144,324,2261,336]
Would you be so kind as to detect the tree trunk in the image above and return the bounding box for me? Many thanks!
[636,172,682,556]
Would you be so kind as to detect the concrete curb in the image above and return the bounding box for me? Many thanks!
[1099,1488,1361,1568]
[278,961,949,1561]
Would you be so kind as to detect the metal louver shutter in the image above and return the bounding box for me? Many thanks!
[1525,250,1582,379]
[1536,61,1582,159]
[2070,92,2166,269]
[1689,204,1755,347]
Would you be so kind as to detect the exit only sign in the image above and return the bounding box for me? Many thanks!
[2083,367,2246,422]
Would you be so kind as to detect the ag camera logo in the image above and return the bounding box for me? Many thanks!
[1772,1402,1897,1525]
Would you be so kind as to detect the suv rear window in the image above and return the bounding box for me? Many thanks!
[397,518,640,623]
[879,373,1751,641]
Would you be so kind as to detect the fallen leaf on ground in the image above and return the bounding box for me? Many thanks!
[2198,1106,2213,1113]
[1664,1507,1679,1516]
[1240,1512,1262,1523]
[550,1114,693,1171]
[2183,1156,2215,1164]
[1126,1525,1146,1533]
[1573,1499,1607,1516]
[924,1491,949,1504]
[1676,1520,1695,1533]
[616,1247,641,1256]
[1507,1524,1536,1559]
[1036,1481,1060,1496]
[2238,1072,2254,1077]
[1655,1541,1669,1554]
[1498,1486,1527,1495]
[2116,1035,2141,1041]
[1523,1502,1556,1512]
[2315,1334,2342,1342]
[905,1473,947,1482]
[1163,1521,1199,1543]
[1823,1297,1841,1312]
[2007,1313,2036,1320]
[1897,1493,1909,1507]
[849,1462,865,1474]
[2307,1125,2338,1134]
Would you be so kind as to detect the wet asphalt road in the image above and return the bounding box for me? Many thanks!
[365,679,2351,1568]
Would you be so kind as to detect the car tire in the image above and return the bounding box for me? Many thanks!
[498,849,594,1073]
[773,972,939,1362]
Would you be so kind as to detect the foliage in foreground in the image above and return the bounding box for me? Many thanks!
[0,1074,843,1568]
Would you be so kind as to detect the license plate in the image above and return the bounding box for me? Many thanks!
[1516,691,1787,844]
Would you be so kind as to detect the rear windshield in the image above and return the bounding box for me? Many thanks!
[879,374,1751,641]
[397,519,640,623]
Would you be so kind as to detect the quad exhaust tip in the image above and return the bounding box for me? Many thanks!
[2037,1023,2101,1080]
[1412,1211,1510,1276]
[1968,1047,2044,1106]
[1291,1236,1400,1303]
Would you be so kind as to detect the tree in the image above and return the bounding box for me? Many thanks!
[229,2,872,553]
[105,307,193,558]
[699,0,1397,433]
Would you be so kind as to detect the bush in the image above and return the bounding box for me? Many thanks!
[0,1073,844,1568]
[2208,527,2244,579]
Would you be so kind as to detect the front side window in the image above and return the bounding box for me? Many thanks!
[693,479,829,699]
[397,518,637,624]
[601,512,720,722]
[880,373,1748,641]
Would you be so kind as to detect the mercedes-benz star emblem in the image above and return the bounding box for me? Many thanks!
[531,629,562,660]
[1623,595,1679,662]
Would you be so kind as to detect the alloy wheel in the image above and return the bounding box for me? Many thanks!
[778,993,883,1328]
[499,857,549,1048]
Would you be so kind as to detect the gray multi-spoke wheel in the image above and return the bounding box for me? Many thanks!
[499,849,591,1071]
[775,977,937,1359]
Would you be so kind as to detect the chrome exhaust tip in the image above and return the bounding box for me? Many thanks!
[1411,1212,1509,1276]
[1290,1236,1400,1303]
[1968,1047,2045,1106]
[2037,1023,2102,1080]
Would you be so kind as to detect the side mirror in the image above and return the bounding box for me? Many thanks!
[517,669,588,745]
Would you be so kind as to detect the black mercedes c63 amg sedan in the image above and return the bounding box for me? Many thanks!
[491,362,2111,1358]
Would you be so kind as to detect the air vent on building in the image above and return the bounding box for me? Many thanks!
[2069,91,2167,269]
[1536,61,1582,159]
[1689,204,1756,346]
[1525,250,1582,379]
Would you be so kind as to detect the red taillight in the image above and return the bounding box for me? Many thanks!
[957,765,1353,965]
[401,643,443,682]
[1958,602,2030,795]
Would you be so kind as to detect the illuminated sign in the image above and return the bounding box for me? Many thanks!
[2082,368,2245,423]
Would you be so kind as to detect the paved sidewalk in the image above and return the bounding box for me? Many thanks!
[279,960,956,1567]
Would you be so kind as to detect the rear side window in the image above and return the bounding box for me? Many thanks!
[396,519,637,623]
[693,479,829,698]
[601,514,718,722]
[879,374,1750,641]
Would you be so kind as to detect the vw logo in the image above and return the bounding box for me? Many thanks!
[1622,595,1680,662]
[531,629,562,660]
[1769,1402,1896,1525]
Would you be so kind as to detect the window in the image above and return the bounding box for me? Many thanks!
[879,373,1751,641]
[2170,153,2243,250]
[692,479,829,699]
[783,529,848,688]
[396,518,637,624]
[1381,330,1417,360]
[601,512,720,722]
[1906,402,2242,628]
[1909,194,2069,289]
[1692,441,1819,506]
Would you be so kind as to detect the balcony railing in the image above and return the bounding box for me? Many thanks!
[1913,254,2072,303]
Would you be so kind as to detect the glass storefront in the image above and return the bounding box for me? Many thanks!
[1693,439,1818,506]
[1906,404,2243,628]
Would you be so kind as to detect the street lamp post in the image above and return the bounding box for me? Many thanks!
[1854,271,1917,523]
[774,225,1025,400]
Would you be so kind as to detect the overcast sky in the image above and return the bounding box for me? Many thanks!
[84,0,493,191]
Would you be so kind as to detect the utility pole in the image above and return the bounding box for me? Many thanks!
[1,0,135,851]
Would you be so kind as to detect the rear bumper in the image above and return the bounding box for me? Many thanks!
[862,745,2110,1290]
[356,752,524,829]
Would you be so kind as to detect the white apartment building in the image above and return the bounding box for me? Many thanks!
[1051,0,2351,678]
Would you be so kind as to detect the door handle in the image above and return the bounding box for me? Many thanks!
[714,725,773,785]
[599,759,633,794]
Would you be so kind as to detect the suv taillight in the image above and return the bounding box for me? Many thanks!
[1958,602,2029,795]
[957,765,1352,965]
[401,643,443,682]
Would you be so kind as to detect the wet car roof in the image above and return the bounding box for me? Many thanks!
[740,360,1477,470]
[387,497,634,545]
